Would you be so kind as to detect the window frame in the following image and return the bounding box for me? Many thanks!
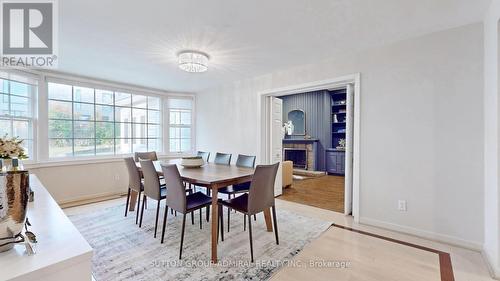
[166,97,195,154]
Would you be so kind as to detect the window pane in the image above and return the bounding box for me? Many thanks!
[0,94,9,115]
[0,119,10,136]
[115,123,131,138]
[132,138,148,152]
[96,105,114,121]
[115,92,131,106]
[169,139,179,152]
[10,96,30,117]
[95,89,113,105]
[96,139,114,155]
[169,127,179,138]
[148,138,161,152]
[148,96,160,110]
[74,139,95,156]
[74,102,94,120]
[132,95,147,108]
[169,111,180,125]
[74,86,94,103]
[96,122,114,139]
[148,110,160,124]
[115,107,131,122]
[148,125,161,138]
[132,108,147,123]
[180,112,191,125]
[168,98,192,109]
[48,83,72,101]
[10,81,31,97]
[133,123,146,138]
[0,79,8,94]
[116,139,131,154]
[49,120,72,138]
[74,121,95,138]
[180,139,191,152]
[49,139,73,158]
[180,128,191,138]
[12,120,30,139]
[49,100,72,119]
[21,139,32,158]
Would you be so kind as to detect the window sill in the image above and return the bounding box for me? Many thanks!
[25,152,195,169]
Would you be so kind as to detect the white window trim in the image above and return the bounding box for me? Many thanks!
[6,70,196,165]
[164,96,196,155]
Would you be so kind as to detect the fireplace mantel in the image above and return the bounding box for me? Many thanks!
[282,138,319,144]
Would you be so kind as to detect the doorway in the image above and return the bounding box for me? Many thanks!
[258,74,361,221]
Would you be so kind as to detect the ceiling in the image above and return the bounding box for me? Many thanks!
[57,0,490,93]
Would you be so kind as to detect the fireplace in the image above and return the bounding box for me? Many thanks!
[284,148,307,169]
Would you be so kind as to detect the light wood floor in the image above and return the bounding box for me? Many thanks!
[64,198,495,281]
[280,175,345,213]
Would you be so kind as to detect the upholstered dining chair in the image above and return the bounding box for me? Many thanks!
[160,164,212,259]
[197,151,210,162]
[139,159,167,238]
[214,152,231,165]
[134,151,158,162]
[218,154,256,232]
[124,157,143,224]
[218,163,280,262]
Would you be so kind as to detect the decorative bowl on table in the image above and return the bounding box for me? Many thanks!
[181,156,204,168]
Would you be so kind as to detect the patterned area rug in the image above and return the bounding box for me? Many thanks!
[68,203,331,281]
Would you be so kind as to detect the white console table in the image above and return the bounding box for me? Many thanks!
[0,175,93,281]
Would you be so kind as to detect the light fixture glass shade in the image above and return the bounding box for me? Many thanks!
[178,51,209,73]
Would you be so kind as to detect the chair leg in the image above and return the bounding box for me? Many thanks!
[248,214,254,262]
[254,214,256,221]
[179,214,187,260]
[154,200,160,238]
[139,195,146,228]
[272,206,279,245]
[175,211,177,217]
[144,197,147,209]
[124,188,131,217]
[244,214,246,231]
[227,206,231,233]
[199,209,202,229]
[161,206,168,243]
[135,190,142,224]
[171,209,173,215]
[219,205,224,241]
[191,211,194,225]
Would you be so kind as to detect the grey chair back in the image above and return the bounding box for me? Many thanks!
[161,164,186,213]
[247,163,279,214]
[214,152,231,165]
[134,151,158,162]
[140,159,161,200]
[236,154,256,168]
[124,157,142,192]
[197,151,210,162]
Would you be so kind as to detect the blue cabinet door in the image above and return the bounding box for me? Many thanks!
[326,151,345,175]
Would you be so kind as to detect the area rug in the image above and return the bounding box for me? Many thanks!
[68,203,331,281]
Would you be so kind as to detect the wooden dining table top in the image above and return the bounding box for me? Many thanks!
[136,159,255,187]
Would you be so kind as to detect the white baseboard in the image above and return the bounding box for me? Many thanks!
[58,191,127,208]
[359,217,483,252]
[482,248,500,280]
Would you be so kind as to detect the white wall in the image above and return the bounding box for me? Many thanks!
[197,23,484,248]
[483,0,500,277]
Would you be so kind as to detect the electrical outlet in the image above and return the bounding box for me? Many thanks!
[398,200,407,212]
[114,174,120,181]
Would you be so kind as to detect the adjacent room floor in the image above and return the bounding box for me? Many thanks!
[64,198,494,281]
[280,175,345,213]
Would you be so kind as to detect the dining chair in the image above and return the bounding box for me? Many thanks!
[218,163,280,262]
[218,154,256,232]
[134,151,158,162]
[197,151,210,162]
[214,152,231,165]
[124,157,143,224]
[139,159,167,238]
[160,164,212,259]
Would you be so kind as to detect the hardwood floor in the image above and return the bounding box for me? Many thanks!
[280,175,345,213]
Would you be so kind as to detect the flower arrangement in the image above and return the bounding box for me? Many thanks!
[337,138,346,150]
[0,135,27,159]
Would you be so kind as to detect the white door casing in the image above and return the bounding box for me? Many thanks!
[270,97,283,196]
[344,84,354,215]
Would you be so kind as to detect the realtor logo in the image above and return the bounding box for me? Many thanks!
[0,0,58,67]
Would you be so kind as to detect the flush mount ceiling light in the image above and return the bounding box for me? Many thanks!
[178,50,209,73]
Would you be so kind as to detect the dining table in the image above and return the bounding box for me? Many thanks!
[131,159,274,262]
